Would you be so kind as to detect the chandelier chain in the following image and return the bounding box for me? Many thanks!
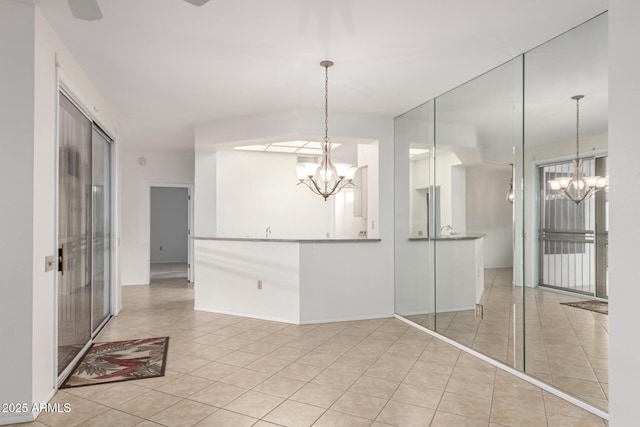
[324,64,329,143]
[575,96,580,161]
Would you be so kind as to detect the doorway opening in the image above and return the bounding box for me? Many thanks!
[149,186,192,283]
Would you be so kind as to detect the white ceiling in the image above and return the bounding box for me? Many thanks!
[35,0,608,151]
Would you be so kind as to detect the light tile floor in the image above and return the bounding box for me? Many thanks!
[18,278,607,427]
[407,268,609,412]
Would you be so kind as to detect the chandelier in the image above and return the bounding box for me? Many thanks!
[547,95,608,205]
[296,61,357,200]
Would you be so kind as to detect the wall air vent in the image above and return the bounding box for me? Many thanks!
[296,156,318,164]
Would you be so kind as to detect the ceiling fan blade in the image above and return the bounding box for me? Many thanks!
[67,0,103,20]
[183,0,210,6]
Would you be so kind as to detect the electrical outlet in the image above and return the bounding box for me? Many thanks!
[326,232,330,238]
[475,304,484,319]
[257,280,262,290]
[371,220,375,229]
[418,230,423,236]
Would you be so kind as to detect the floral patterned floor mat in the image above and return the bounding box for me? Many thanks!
[61,337,169,388]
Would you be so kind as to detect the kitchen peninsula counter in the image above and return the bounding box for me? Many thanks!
[405,233,484,312]
[193,236,391,325]
[409,233,485,241]
[194,236,381,243]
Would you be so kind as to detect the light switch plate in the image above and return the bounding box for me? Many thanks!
[45,255,55,272]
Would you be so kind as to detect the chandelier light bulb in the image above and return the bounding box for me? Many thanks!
[596,177,608,188]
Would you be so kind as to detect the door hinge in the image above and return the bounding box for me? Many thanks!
[188,195,191,201]
[188,229,191,235]
[188,263,191,269]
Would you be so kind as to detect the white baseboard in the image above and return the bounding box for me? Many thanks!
[194,306,299,325]
[194,306,394,326]
[0,412,34,425]
[299,313,393,325]
[0,386,58,425]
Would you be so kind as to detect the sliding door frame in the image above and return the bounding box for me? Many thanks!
[54,74,118,387]
[534,150,608,297]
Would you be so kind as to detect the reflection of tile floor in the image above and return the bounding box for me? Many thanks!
[26,278,607,426]
[407,268,609,413]
[150,262,188,280]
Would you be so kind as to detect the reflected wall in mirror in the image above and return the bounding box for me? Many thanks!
[433,57,524,368]
[523,12,608,412]
[394,100,435,330]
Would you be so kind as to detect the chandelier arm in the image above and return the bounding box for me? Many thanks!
[300,178,322,196]
[326,178,343,197]
[575,188,596,205]
[308,176,325,196]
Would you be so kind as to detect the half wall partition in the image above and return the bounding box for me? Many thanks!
[394,12,608,414]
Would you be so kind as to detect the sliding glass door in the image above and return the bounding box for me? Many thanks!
[57,93,93,375]
[92,128,111,332]
[57,91,112,377]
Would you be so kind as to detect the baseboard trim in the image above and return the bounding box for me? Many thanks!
[194,306,299,325]
[0,408,35,425]
[299,313,393,325]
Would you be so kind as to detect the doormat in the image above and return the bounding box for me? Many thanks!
[61,337,169,388]
[561,300,608,315]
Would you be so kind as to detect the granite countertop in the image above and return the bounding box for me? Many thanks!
[409,233,486,241]
[193,236,381,243]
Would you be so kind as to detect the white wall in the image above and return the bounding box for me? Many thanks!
[435,151,463,231]
[0,3,35,423]
[300,242,394,323]
[466,166,514,268]
[150,187,189,263]
[194,240,300,323]
[358,143,380,238]
[0,4,119,424]
[609,1,640,424]
[334,188,367,238]
[451,165,467,234]
[194,151,217,237]
[216,150,333,239]
[121,150,193,285]
[410,155,431,237]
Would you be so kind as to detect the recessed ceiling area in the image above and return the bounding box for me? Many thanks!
[234,140,339,155]
[34,0,608,151]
